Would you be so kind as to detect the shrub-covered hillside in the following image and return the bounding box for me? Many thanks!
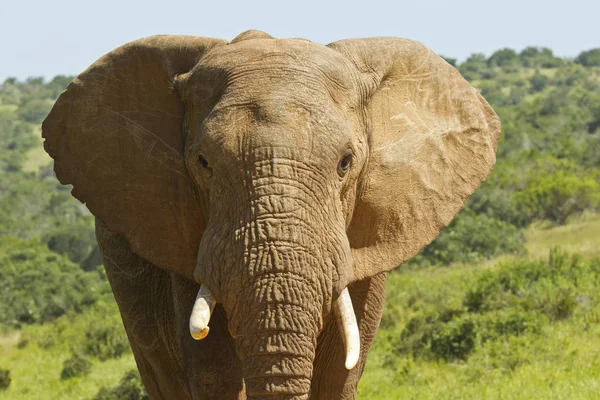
[0,46,599,399]
[0,78,144,398]
[409,46,600,267]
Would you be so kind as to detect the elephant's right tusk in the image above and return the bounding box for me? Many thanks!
[333,287,360,370]
[189,285,216,340]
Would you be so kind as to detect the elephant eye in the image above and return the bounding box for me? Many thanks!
[198,155,209,169]
[338,149,353,177]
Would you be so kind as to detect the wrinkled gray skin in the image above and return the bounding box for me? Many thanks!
[43,30,500,399]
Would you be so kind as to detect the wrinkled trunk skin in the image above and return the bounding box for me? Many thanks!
[236,266,321,399]
[195,150,351,399]
[220,215,333,399]
[206,221,331,399]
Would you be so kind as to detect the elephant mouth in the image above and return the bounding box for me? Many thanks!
[189,284,360,370]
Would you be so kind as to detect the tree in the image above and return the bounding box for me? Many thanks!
[519,47,563,68]
[17,99,53,124]
[530,72,549,93]
[458,53,488,80]
[488,48,519,68]
[441,56,457,67]
[576,48,600,67]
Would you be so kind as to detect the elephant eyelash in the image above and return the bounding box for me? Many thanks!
[198,155,210,169]
[338,149,353,177]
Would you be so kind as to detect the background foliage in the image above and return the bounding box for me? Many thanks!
[0,46,599,399]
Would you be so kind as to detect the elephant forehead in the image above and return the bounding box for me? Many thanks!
[201,98,352,159]
[189,38,361,105]
[182,39,363,163]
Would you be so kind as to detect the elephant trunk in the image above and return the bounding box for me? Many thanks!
[232,259,323,399]
[192,153,356,397]
[240,326,316,399]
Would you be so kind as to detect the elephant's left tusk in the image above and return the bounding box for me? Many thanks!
[189,285,216,340]
[333,287,360,370]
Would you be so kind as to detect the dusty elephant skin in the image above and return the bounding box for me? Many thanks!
[42,30,500,399]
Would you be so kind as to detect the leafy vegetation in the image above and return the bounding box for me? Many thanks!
[61,353,92,380]
[358,247,600,399]
[0,45,599,399]
[0,367,11,390]
[407,45,600,268]
[0,300,135,399]
[93,370,149,400]
[0,237,108,329]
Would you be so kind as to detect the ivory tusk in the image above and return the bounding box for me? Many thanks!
[189,285,216,340]
[333,288,360,370]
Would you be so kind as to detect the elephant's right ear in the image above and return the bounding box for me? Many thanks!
[329,38,501,280]
[43,35,226,280]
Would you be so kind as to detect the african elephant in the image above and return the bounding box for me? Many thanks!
[42,30,500,399]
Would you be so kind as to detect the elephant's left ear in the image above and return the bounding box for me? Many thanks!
[43,35,226,280]
[328,38,501,280]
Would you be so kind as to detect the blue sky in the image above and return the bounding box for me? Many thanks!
[1,0,598,80]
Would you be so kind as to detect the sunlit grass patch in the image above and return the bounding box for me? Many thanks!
[0,341,136,400]
[359,242,600,399]
[526,213,600,259]
[0,300,136,400]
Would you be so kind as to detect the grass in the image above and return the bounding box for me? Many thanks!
[358,262,600,399]
[357,215,600,399]
[0,301,136,400]
[526,212,600,259]
[1,343,135,400]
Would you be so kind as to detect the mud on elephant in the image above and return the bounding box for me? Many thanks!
[42,30,500,399]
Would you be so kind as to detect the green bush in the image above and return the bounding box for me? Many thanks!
[396,310,471,361]
[477,310,543,342]
[0,237,106,328]
[94,370,148,400]
[84,311,129,361]
[395,307,544,364]
[428,317,477,361]
[514,171,600,224]
[0,368,10,390]
[463,247,590,320]
[43,222,98,266]
[507,86,527,105]
[466,174,531,227]
[530,72,550,93]
[60,353,92,380]
[394,249,598,366]
[408,212,525,267]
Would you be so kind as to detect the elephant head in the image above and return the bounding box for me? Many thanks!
[43,31,500,398]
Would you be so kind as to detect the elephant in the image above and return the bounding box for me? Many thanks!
[42,30,500,399]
